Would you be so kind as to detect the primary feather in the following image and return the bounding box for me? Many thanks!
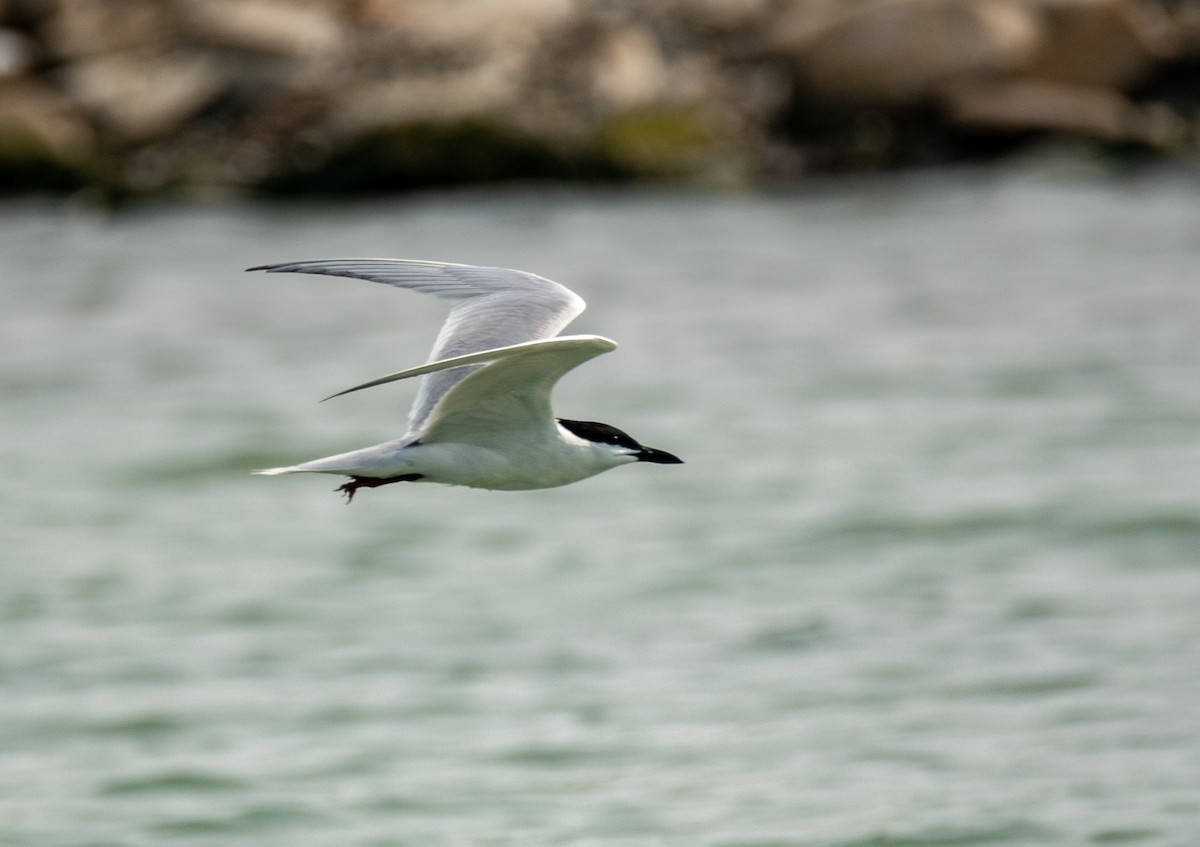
[250,259,585,435]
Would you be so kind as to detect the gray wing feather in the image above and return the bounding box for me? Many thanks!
[249,259,586,434]
[320,334,615,398]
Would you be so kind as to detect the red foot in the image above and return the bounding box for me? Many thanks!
[337,474,423,502]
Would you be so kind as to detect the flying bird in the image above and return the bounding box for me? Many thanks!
[250,259,682,500]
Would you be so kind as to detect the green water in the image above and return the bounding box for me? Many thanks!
[4,166,1200,846]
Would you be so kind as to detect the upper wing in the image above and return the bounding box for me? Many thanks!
[321,335,616,442]
[420,335,617,444]
[248,259,586,433]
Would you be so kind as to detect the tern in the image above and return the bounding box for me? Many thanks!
[250,259,682,500]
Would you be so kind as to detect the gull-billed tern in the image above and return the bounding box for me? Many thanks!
[250,259,682,500]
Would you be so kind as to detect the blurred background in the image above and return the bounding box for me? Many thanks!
[1,0,1199,196]
[3,2,1200,847]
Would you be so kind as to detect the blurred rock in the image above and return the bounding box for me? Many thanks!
[661,0,776,34]
[41,0,178,59]
[179,0,346,57]
[0,0,1197,196]
[331,54,525,137]
[352,0,577,56]
[591,24,671,111]
[60,52,231,143]
[784,0,1042,104]
[945,77,1161,141]
[0,28,36,77]
[930,0,1193,150]
[1016,0,1177,88]
[0,78,95,190]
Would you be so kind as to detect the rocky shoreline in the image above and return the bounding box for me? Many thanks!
[1,0,1198,198]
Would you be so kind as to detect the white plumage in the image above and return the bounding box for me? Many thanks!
[250,259,681,500]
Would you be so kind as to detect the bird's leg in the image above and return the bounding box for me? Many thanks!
[337,474,424,502]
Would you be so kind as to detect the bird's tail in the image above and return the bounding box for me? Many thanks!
[252,451,384,476]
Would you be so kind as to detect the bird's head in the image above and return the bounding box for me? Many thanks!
[557,419,682,466]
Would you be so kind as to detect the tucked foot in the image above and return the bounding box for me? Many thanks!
[337,473,424,502]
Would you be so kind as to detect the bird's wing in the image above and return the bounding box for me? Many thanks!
[324,335,617,443]
[248,259,586,433]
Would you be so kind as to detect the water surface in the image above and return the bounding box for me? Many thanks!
[3,166,1200,846]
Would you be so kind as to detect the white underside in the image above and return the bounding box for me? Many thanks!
[254,428,637,491]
